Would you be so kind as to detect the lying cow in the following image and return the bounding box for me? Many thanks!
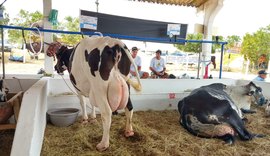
[227,81,268,113]
[178,82,265,144]
[54,36,141,151]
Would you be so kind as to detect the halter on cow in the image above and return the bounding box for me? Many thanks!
[178,82,265,144]
[54,36,141,151]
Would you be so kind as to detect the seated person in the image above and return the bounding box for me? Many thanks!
[149,50,168,79]
[130,47,149,79]
[253,69,268,81]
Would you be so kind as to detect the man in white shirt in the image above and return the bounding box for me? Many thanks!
[130,47,149,79]
[149,49,168,78]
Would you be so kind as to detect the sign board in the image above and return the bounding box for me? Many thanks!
[79,15,97,30]
[167,24,181,36]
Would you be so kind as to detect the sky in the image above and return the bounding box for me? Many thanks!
[2,0,270,50]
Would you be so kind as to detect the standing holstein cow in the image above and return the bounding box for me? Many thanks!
[54,36,141,151]
[178,82,265,144]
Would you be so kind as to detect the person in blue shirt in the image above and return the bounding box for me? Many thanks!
[253,70,268,81]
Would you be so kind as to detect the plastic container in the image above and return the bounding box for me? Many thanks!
[47,108,80,127]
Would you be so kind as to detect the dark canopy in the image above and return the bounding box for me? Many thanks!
[80,10,188,43]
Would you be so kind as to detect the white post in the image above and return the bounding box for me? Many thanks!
[200,0,224,78]
[245,59,250,78]
[43,0,54,74]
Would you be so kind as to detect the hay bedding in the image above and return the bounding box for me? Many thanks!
[42,105,270,156]
[0,129,15,156]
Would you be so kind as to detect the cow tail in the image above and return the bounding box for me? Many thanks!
[123,48,142,92]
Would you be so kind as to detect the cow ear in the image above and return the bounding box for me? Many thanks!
[248,81,256,87]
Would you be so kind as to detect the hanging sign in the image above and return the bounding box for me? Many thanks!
[167,24,181,36]
[79,15,98,30]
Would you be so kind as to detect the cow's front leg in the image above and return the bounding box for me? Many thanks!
[78,94,88,124]
[96,97,112,151]
[124,107,134,137]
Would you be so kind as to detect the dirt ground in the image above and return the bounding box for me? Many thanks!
[0,52,47,75]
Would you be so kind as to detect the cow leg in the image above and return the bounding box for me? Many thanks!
[88,91,97,123]
[95,96,111,151]
[224,110,253,140]
[124,107,134,137]
[89,103,97,123]
[78,94,88,124]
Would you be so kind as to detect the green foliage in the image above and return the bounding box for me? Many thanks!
[222,53,241,65]
[8,9,43,46]
[241,25,270,65]
[174,34,235,54]
[226,35,241,50]
[174,33,203,53]
[211,35,225,53]
[0,6,10,25]
[58,16,81,46]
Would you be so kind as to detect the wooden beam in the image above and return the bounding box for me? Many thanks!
[0,123,16,130]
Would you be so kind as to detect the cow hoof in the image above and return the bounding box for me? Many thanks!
[88,118,97,124]
[96,143,109,151]
[81,119,89,124]
[125,130,134,137]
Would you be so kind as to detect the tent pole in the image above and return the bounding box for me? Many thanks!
[1,28,5,79]
[197,51,201,79]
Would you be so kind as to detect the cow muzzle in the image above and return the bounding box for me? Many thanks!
[54,64,64,75]
[253,90,268,106]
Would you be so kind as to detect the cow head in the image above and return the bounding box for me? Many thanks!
[247,81,268,106]
[54,45,74,75]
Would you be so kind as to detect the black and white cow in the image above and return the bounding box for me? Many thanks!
[178,82,265,144]
[54,36,141,151]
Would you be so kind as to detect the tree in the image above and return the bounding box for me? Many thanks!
[58,16,81,46]
[174,33,226,54]
[0,6,10,44]
[174,33,203,53]
[211,35,225,53]
[241,25,270,67]
[226,35,241,50]
[0,6,10,25]
[8,9,43,46]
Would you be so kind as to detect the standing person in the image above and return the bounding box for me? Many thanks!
[253,70,268,81]
[149,49,168,78]
[130,47,149,79]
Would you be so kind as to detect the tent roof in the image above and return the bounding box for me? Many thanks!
[135,0,209,7]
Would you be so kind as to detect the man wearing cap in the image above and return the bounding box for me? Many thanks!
[130,47,149,79]
[149,49,168,78]
[253,70,268,81]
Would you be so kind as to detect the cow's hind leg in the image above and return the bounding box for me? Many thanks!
[95,95,111,151]
[124,98,134,137]
[125,108,134,137]
[78,94,88,124]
